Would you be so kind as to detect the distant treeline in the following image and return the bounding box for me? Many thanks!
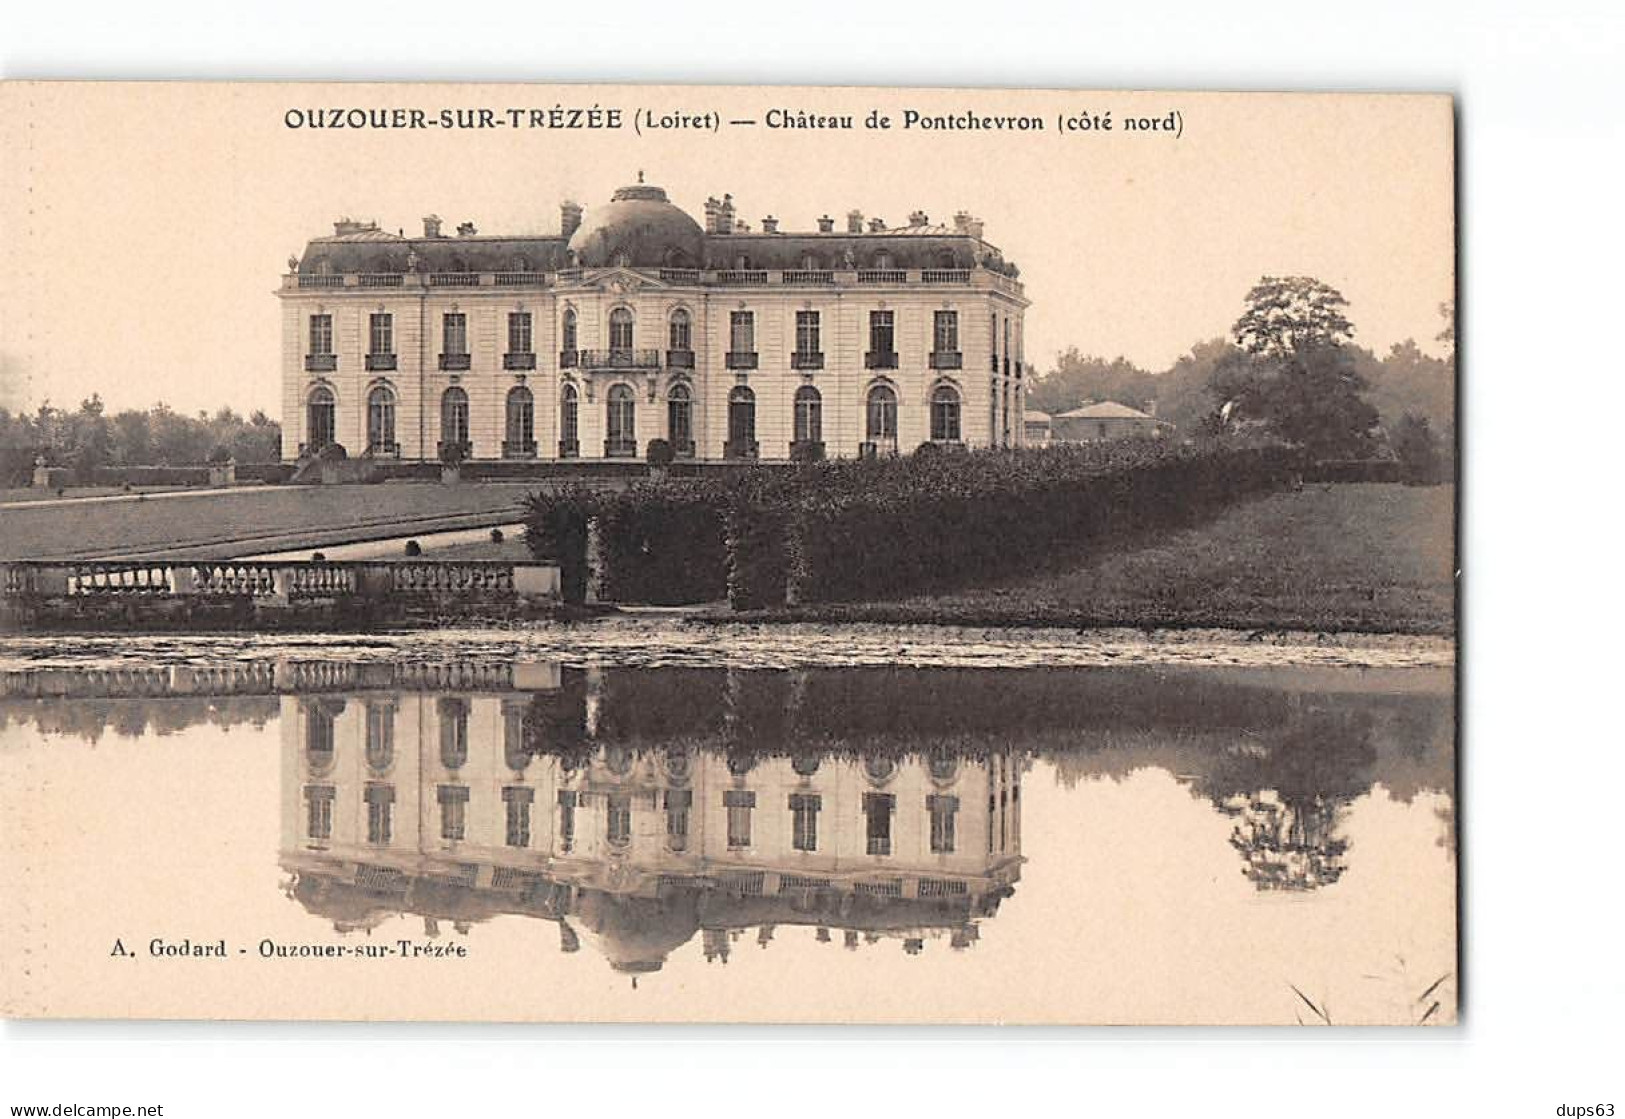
[1027,337,1456,444]
[0,397,282,486]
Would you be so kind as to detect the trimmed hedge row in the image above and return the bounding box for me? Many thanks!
[524,442,1299,608]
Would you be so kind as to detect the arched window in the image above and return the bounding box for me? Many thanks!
[440,386,469,454]
[866,383,897,449]
[609,307,634,353]
[794,385,822,445]
[306,386,336,452]
[366,385,396,454]
[561,308,578,361]
[930,384,962,442]
[560,383,579,457]
[505,385,534,456]
[668,308,692,352]
[438,697,470,771]
[667,382,693,453]
[365,703,395,773]
[606,383,636,457]
[727,385,756,456]
[791,754,821,777]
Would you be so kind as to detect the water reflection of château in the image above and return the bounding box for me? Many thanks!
[282,664,1022,974]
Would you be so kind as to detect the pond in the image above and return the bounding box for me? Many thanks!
[0,625,1455,1024]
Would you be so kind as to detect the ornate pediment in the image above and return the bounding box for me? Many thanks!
[558,266,670,294]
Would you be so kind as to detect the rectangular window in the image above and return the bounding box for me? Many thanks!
[507,311,532,354]
[309,314,333,355]
[303,785,335,841]
[369,312,393,355]
[789,793,821,853]
[863,792,895,856]
[437,784,469,842]
[365,784,394,845]
[795,311,820,356]
[443,312,467,355]
[729,310,755,354]
[724,789,756,849]
[503,787,534,848]
[933,310,958,354]
[869,310,895,355]
[557,790,578,853]
[665,789,693,850]
[607,793,632,847]
[928,794,959,854]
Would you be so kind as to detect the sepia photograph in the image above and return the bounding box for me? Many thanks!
[0,83,1461,1027]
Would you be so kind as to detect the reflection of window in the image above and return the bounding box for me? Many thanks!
[304,700,338,772]
[557,790,578,853]
[724,789,755,849]
[928,794,959,854]
[928,755,958,783]
[438,784,469,842]
[503,703,529,772]
[303,785,335,841]
[665,789,692,852]
[727,753,755,777]
[503,787,533,848]
[790,793,821,853]
[607,793,632,848]
[863,792,895,856]
[365,784,394,845]
[791,753,821,777]
[864,755,897,785]
[364,702,394,772]
[438,697,469,770]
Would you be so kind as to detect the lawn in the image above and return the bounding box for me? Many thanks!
[0,481,544,562]
[749,484,1456,635]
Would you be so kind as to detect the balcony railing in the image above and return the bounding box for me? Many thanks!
[576,348,662,370]
[929,351,963,370]
[439,353,471,372]
[604,437,638,459]
[559,350,579,369]
[726,351,759,370]
[366,353,397,371]
[358,273,405,288]
[429,272,480,287]
[921,269,971,283]
[791,351,824,370]
[857,269,906,283]
[305,353,337,372]
[865,351,899,370]
[503,352,536,370]
[297,275,345,289]
[492,271,547,286]
[501,440,538,458]
[716,270,768,285]
[658,268,702,285]
[666,349,695,369]
[782,270,835,284]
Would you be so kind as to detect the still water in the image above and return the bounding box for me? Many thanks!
[0,626,1455,1024]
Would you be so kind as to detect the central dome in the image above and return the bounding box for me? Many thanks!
[567,181,705,269]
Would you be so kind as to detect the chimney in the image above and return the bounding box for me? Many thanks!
[422,214,443,238]
[717,194,735,235]
[734,219,750,233]
[560,200,583,238]
[333,217,375,236]
[908,210,929,228]
[456,221,477,237]
[816,214,835,233]
[868,217,886,232]
[846,209,863,234]
[704,197,722,234]
[761,215,779,234]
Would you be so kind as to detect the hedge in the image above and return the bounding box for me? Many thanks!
[524,442,1299,609]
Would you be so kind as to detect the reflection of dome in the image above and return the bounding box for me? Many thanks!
[573,889,701,974]
[567,182,704,268]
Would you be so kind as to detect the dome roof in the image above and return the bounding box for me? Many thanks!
[567,181,704,269]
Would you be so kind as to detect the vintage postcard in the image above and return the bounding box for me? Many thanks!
[0,83,1456,1024]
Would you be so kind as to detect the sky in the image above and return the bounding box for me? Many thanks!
[0,84,1454,418]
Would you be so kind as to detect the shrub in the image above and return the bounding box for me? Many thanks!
[319,443,348,462]
[439,441,466,467]
[490,528,505,544]
[522,486,596,604]
[207,445,233,464]
[404,540,422,556]
[645,438,674,468]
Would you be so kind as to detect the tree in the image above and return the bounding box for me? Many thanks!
[1390,412,1441,484]
[1213,276,1379,459]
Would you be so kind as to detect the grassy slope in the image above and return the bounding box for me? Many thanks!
[754,484,1456,635]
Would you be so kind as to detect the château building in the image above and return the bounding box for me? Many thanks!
[278,177,1030,464]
